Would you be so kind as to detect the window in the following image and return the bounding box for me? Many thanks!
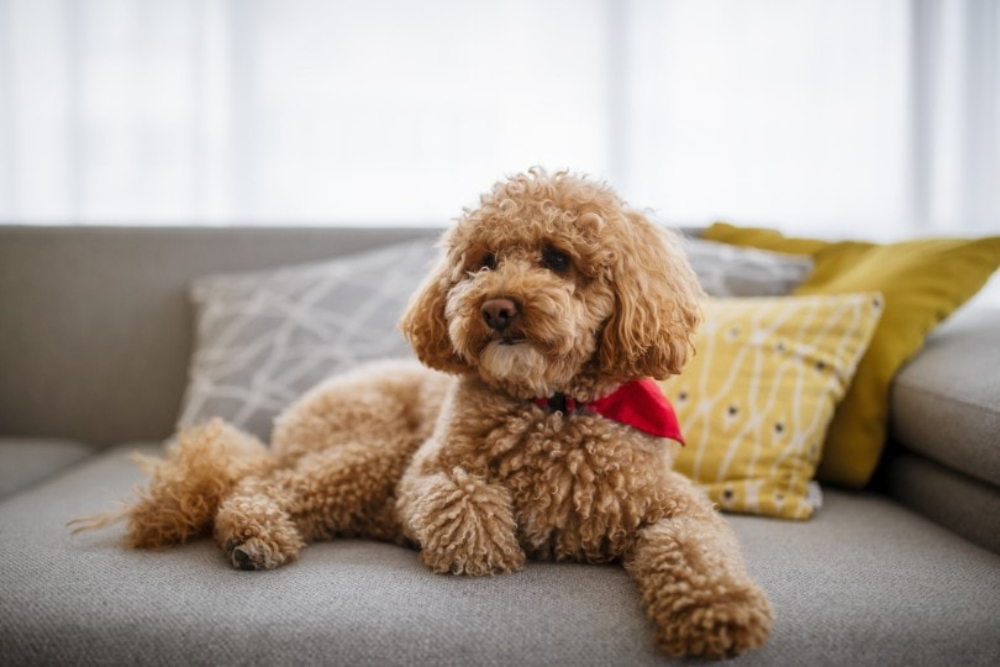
[0,0,996,239]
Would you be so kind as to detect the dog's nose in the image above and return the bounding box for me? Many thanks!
[481,298,520,332]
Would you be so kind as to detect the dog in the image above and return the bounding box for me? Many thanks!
[74,169,772,657]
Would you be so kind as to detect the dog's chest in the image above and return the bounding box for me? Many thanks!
[491,411,669,563]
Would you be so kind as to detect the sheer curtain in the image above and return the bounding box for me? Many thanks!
[0,0,997,238]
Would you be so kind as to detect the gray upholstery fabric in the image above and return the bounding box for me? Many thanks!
[1,445,998,666]
[891,305,1000,487]
[886,450,1000,555]
[0,437,95,500]
[0,226,439,448]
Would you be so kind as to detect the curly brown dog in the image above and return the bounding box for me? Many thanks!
[74,169,772,657]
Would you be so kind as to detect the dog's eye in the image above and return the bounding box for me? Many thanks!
[542,247,571,274]
[480,252,497,271]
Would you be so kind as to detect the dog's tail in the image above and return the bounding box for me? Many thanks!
[69,418,276,549]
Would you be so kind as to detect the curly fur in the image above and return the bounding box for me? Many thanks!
[74,169,771,658]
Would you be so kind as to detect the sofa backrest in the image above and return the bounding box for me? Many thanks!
[0,225,440,447]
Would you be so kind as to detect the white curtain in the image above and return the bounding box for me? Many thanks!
[0,0,997,239]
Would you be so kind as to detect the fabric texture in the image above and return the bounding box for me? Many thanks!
[682,237,814,297]
[890,306,1000,487]
[177,239,438,441]
[0,438,95,500]
[660,294,883,519]
[703,222,1000,488]
[886,450,1000,555]
[2,444,998,666]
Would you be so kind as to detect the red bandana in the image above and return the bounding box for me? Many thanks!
[535,378,684,444]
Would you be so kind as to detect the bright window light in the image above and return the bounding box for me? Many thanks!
[0,0,996,241]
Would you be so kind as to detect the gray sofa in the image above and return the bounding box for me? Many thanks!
[1,225,998,666]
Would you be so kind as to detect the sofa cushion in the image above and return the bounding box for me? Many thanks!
[0,437,95,500]
[703,223,1000,489]
[890,306,1000,488]
[2,444,998,666]
[0,226,442,448]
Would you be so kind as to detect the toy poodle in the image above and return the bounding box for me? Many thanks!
[74,168,772,657]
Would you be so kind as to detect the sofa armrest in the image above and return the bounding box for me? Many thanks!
[889,305,1000,489]
[885,451,1000,554]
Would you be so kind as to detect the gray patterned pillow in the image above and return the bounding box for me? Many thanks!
[683,237,814,297]
[176,238,438,440]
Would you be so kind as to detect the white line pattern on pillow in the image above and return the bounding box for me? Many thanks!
[177,238,438,440]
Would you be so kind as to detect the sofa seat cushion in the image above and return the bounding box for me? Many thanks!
[891,306,1000,488]
[887,450,1000,554]
[2,445,999,666]
[0,437,96,500]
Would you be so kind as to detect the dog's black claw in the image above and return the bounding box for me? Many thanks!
[232,547,256,570]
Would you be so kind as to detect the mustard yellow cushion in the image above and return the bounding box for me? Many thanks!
[660,294,882,519]
[703,223,1000,488]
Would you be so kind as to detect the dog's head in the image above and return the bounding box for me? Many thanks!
[401,168,701,399]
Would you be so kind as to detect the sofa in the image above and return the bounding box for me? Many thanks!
[1,224,998,666]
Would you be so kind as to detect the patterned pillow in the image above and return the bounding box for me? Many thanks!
[176,238,437,440]
[683,237,814,297]
[659,293,883,519]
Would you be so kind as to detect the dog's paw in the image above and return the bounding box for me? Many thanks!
[411,470,525,577]
[223,537,294,571]
[215,496,305,571]
[654,583,773,658]
[420,530,526,577]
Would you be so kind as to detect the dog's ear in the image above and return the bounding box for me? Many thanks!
[400,238,468,374]
[598,212,702,380]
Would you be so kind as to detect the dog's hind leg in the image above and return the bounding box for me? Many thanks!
[213,361,450,570]
[215,433,416,570]
[70,419,275,549]
[268,360,448,464]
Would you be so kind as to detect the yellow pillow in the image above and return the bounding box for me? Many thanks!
[704,223,1000,488]
[661,294,882,520]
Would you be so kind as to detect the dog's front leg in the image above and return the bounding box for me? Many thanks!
[398,465,525,576]
[626,473,772,658]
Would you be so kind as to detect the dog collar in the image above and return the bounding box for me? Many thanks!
[535,378,684,444]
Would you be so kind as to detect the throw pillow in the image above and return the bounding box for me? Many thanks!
[660,293,883,520]
[703,223,1000,488]
[682,237,814,297]
[176,238,438,441]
